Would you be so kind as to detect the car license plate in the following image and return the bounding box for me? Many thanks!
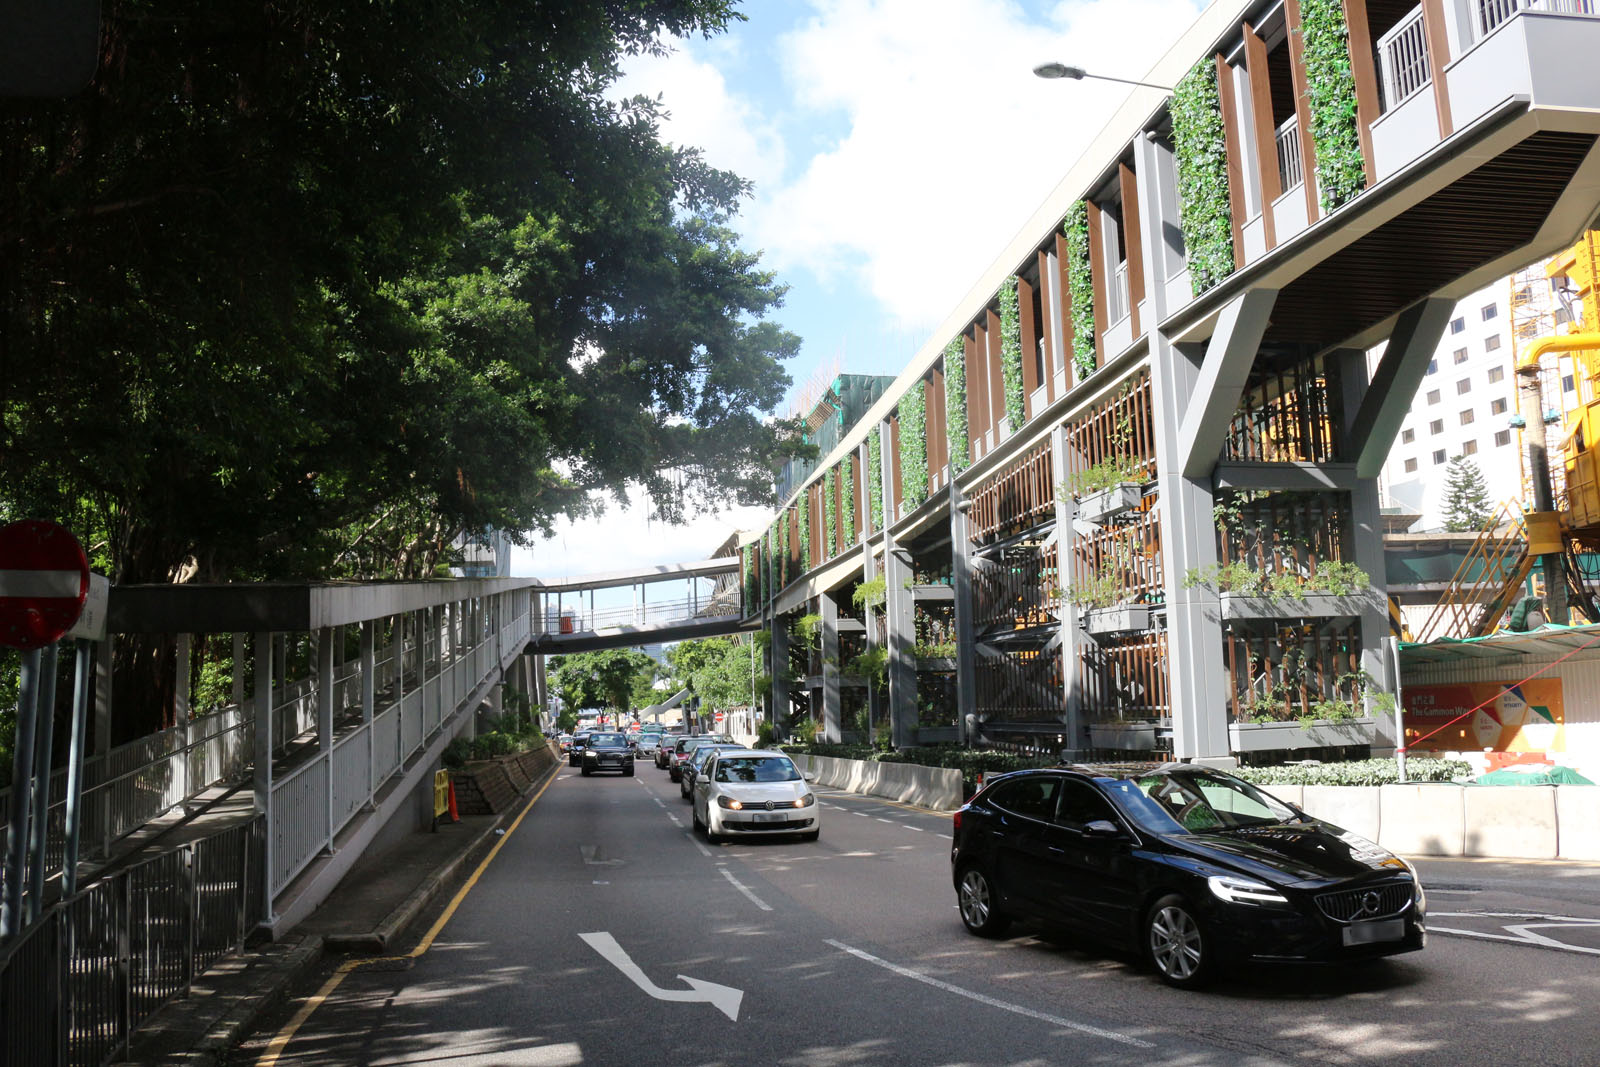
[751,811,786,823]
[1343,919,1404,946]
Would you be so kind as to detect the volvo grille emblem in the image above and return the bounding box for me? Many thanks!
[765,800,776,811]
[1360,891,1382,915]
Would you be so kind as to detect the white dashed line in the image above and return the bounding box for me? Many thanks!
[877,818,895,824]
[720,867,773,911]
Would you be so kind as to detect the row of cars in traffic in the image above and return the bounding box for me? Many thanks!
[562,726,821,841]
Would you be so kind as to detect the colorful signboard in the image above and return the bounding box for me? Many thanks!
[1402,679,1565,753]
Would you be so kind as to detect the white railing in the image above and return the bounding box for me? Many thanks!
[1378,6,1432,108]
[372,705,401,782]
[271,754,329,891]
[329,730,369,832]
[1276,115,1304,193]
[1107,260,1131,325]
[1478,0,1596,38]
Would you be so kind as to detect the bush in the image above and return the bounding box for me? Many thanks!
[755,721,775,749]
[442,726,546,769]
[780,741,1055,788]
[1232,757,1470,788]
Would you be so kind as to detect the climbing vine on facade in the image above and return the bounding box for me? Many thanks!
[798,487,811,570]
[822,466,837,560]
[999,278,1025,430]
[741,544,756,613]
[899,382,929,510]
[1299,0,1366,212]
[1063,202,1096,382]
[1171,58,1235,295]
[841,455,856,546]
[943,336,969,473]
[867,426,885,529]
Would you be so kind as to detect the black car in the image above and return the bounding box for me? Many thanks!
[580,732,635,777]
[950,764,1425,988]
[568,730,593,767]
[679,743,745,800]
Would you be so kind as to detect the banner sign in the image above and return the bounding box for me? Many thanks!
[1403,679,1565,753]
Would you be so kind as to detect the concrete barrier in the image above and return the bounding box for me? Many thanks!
[1377,784,1466,856]
[797,754,963,811]
[1465,786,1558,859]
[1557,787,1600,861]
[1300,785,1381,843]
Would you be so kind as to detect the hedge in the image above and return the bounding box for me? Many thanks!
[999,277,1025,430]
[1062,201,1096,381]
[899,381,929,509]
[1232,758,1470,788]
[1171,57,1235,294]
[943,335,970,473]
[868,426,885,530]
[1300,0,1366,212]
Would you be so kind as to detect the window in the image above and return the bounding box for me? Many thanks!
[993,776,1058,820]
[1485,335,1501,352]
[1495,429,1512,447]
[1053,780,1118,831]
[1433,449,1447,465]
[1564,374,1576,392]
[1450,316,1466,334]
[1430,419,1444,435]
[1401,428,1415,444]
[1403,457,1418,473]
[1426,359,1437,375]
[1481,303,1498,321]
[1453,348,1469,364]
[1460,409,1475,425]
[1556,306,1572,325]
[1457,378,1471,395]
[1491,397,1508,415]
[1488,366,1505,384]
[1462,439,1478,456]
[1427,389,1441,405]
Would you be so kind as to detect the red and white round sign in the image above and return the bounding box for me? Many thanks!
[0,520,90,650]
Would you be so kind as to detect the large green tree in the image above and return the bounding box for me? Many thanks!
[549,649,660,719]
[667,635,764,714]
[1442,455,1495,533]
[1,0,804,584]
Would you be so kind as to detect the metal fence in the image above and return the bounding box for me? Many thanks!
[1276,116,1304,194]
[0,816,264,1067]
[1378,6,1431,109]
[1478,0,1596,39]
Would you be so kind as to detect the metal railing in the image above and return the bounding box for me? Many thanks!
[0,816,264,1067]
[1378,6,1431,109]
[1477,0,1596,39]
[1276,115,1304,193]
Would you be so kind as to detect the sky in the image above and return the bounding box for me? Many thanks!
[510,0,1212,582]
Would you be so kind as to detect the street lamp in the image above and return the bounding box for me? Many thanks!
[1032,62,1172,92]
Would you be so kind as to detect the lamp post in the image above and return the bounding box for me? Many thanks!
[1031,62,1172,91]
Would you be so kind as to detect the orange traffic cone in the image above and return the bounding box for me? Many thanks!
[447,780,460,823]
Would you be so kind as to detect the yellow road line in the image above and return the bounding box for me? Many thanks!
[257,761,563,1066]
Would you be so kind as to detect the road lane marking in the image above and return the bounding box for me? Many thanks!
[876,818,895,824]
[580,931,743,1021]
[824,940,1154,1049]
[720,867,773,911]
[903,824,925,832]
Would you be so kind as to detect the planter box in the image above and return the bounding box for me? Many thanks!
[1076,482,1143,525]
[916,657,957,672]
[1082,603,1149,636]
[1220,590,1381,621]
[1090,722,1158,751]
[1229,716,1376,753]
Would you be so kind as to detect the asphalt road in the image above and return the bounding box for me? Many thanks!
[242,765,1600,1066]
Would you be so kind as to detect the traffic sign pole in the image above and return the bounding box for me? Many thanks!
[1,648,42,940]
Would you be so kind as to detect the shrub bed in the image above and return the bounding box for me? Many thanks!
[1231,757,1470,787]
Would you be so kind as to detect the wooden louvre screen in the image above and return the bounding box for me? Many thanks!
[969,440,1055,544]
[1063,372,1156,486]
[1070,509,1163,607]
[975,647,1064,724]
[972,539,1060,635]
[1222,357,1341,464]
[1078,629,1170,722]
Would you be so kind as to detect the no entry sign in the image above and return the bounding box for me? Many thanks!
[0,520,90,650]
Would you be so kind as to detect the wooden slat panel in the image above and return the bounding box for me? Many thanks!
[1284,0,1322,224]
[1214,53,1248,260]
[1086,201,1107,369]
[1118,162,1144,339]
[967,328,989,450]
[1420,0,1453,138]
[1018,275,1040,421]
[1342,0,1380,186]
[1243,23,1279,250]
[986,308,1006,434]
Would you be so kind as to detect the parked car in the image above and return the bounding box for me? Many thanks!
[679,743,744,800]
[580,731,635,777]
[568,730,593,767]
[950,763,1426,988]
[692,750,819,842]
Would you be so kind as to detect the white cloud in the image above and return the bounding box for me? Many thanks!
[752,0,1208,330]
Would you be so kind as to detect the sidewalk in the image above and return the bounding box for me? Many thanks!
[121,773,550,1066]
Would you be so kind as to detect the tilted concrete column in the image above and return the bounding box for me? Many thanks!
[820,592,842,743]
[361,620,377,808]
[1049,424,1087,758]
[861,539,885,743]
[949,481,978,745]
[252,631,275,923]
[883,533,917,749]
[768,614,789,737]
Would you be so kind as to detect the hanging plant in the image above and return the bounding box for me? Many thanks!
[899,382,929,509]
[822,466,837,560]
[1171,58,1235,295]
[999,278,1025,429]
[1299,0,1365,212]
[841,455,856,545]
[741,544,757,613]
[798,488,811,569]
[868,426,885,529]
[1062,202,1096,382]
[943,336,970,473]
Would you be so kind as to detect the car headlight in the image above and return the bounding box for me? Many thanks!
[796,793,815,808]
[1207,874,1289,907]
[717,796,743,810]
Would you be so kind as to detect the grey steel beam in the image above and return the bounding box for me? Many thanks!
[1212,462,1360,492]
[1352,297,1455,478]
[820,592,842,743]
[1177,288,1279,479]
[883,535,917,749]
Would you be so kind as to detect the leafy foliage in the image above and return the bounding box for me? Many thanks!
[943,337,970,473]
[899,382,929,510]
[0,0,800,586]
[1171,58,1235,294]
[840,455,856,547]
[1184,559,1370,598]
[1062,203,1097,381]
[548,649,660,717]
[1232,758,1470,787]
[667,636,763,715]
[822,466,837,561]
[799,486,812,569]
[1300,0,1367,212]
[1442,455,1494,532]
[999,279,1026,430]
[867,427,885,530]
[742,544,757,614]
[852,577,887,611]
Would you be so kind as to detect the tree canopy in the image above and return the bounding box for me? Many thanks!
[666,635,764,713]
[1442,455,1494,533]
[1,0,804,583]
[549,649,660,717]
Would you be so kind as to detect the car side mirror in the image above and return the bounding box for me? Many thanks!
[803,772,816,782]
[1083,819,1124,840]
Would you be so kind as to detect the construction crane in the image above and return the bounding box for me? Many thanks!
[1414,231,1600,641]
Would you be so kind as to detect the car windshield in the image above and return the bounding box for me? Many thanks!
[1113,770,1298,833]
[714,757,800,783]
[589,733,625,746]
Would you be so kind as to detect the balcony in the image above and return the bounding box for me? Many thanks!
[1271,116,1312,244]
[1103,259,1134,355]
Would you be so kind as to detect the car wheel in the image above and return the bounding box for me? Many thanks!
[704,813,720,843]
[1146,893,1211,989]
[692,804,704,831]
[581,765,591,777]
[624,763,635,777]
[956,865,1011,937]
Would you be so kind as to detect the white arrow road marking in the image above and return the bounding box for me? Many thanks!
[580,845,622,866]
[579,932,743,1021]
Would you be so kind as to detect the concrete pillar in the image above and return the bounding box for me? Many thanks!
[174,632,192,801]
[860,541,884,744]
[361,620,377,808]
[949,481,978,745]
[317,627,335,853]
[769,614,789,737]
[820,592,842,743]
[252,631,275,922]
[884,533,917,749]
[232,633,246,710]
[1049,423,1087,757]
